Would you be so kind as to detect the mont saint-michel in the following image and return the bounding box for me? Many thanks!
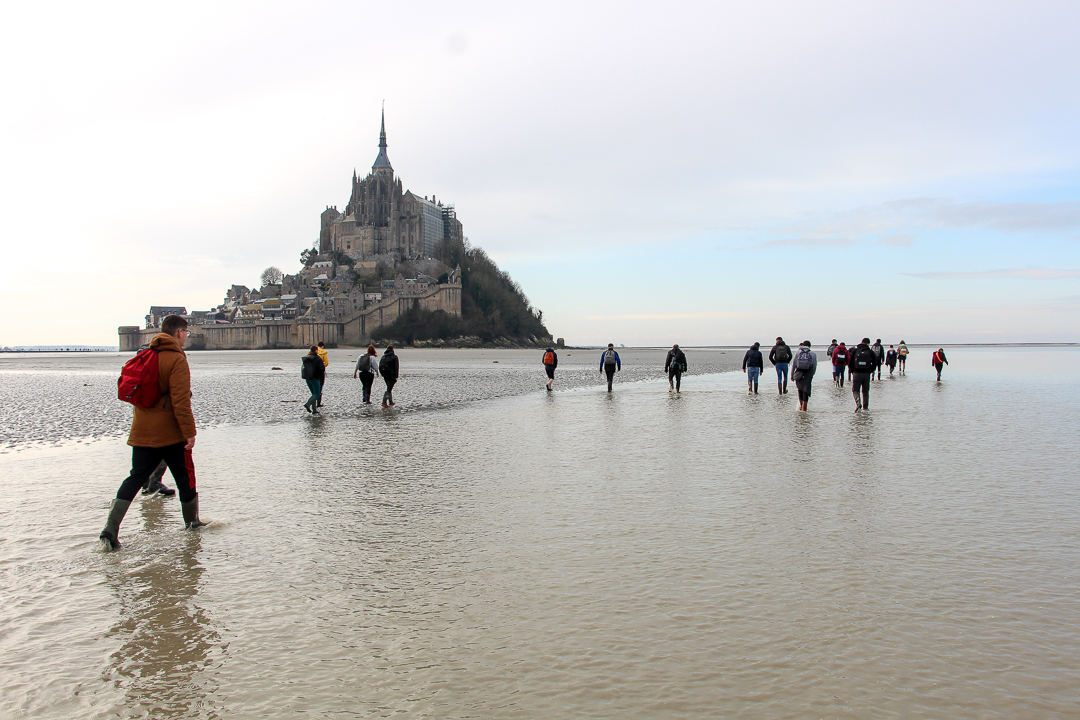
[119,113,551,351]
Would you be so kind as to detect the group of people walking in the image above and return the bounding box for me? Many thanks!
[298,341,402,412]
[99,316,951,552]
[303,339,950,415]
[740,337,948,412]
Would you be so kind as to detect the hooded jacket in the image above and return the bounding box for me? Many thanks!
[543,348,558,368]
[849,342,876,373]
[831,344,849,366]
[379,347,400,380]
[127,332,196,448]
[742,345,764,370]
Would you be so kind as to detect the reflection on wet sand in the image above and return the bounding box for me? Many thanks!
[103,505,225,718]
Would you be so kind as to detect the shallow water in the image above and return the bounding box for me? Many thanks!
[0,347,738,450]
[1,348,1077,718]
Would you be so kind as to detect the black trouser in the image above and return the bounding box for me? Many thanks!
[668,369,681,391]
[851,372,871,408]
[604,365,616,391]
[934,362,944,378]
[382,377,397,405]
[118,442,197,503]
[359,371,374,402]
[142,459,168,489]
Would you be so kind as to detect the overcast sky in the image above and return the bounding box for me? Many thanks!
[2,1,1078,346]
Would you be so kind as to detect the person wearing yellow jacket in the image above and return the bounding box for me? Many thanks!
[317,341,329,407]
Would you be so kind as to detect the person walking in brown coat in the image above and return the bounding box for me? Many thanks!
[99,315,207,550]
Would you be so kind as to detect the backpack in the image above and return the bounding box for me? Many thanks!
[775,344,792,363]
[795,349,814,370]
[668,352,683,373]
[117,348,161,408]
[851,346,875,371]
[833,348,848,363]
[543,351,555,366]
[301,355,319,379]
[604,349,617,365]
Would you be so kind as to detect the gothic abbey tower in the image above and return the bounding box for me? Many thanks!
[319,111,464,260]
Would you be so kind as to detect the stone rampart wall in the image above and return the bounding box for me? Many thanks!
[117,282,461,351]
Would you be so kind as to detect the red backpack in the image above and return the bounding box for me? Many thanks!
[543,351,555,365]
[118,348,162,408]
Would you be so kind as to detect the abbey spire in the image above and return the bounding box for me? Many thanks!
[372,107,392,171]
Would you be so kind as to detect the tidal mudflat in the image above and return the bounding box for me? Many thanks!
[1,347,1077,718]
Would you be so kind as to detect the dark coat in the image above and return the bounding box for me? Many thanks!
[742,346,764,370]
[302,354,325,382]
[769,343,792,365]
[665,348,687,373]
[379,349,399,381]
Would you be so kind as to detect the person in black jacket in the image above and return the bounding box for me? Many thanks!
[848,338,876,412]
[742,342,764,395]
[871,339,885,380]
[301,346,325,414]
[768,336,792,396]
[378,345,399,407]
[664,344,687,392]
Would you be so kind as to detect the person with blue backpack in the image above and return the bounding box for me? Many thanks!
[599,344,621,392]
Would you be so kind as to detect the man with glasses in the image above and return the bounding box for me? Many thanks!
[99,315,207,550]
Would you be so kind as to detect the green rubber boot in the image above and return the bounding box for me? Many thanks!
[181,495,208,530]
[99,498,131,550]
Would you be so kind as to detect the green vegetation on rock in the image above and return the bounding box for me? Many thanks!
[373,238,551,345]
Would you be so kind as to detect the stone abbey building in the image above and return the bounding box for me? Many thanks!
[119,110,466,351]
[319,111,464,260]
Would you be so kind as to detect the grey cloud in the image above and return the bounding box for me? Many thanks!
[885,198,1080,233]
[906,268,1080,280]
[877,233,914,247]
[757,238,856,249]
